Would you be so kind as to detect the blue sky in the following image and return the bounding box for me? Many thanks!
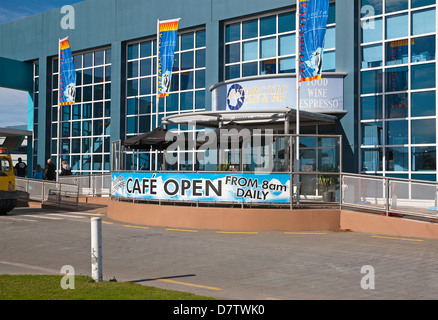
[0,0,84,128]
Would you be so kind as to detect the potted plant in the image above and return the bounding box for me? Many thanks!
[318,166,337,202]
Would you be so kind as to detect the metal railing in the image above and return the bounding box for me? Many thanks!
[31,170,438,221]
[15,177,79,207]
[341,173,438,220]
[58,174,111,197]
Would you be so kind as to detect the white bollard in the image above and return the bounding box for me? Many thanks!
[91,217,102,282]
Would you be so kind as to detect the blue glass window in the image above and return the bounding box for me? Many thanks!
[411,63,436,89]
[226,23,240,42]
[243,40,258,61]
[260,15,276,36]
[127,98,138,115]
[411,91,436,117]
[361,0,383,16]
[362,148,383,171]
[260,59,276,75]
[196,49,205,68]
[181,33,194,51]
[362,18,382,43]
[83,86,93,101]
[242,62,258,77]
[386,40,408,65]
[93,119,103,135]
[180,92,193,111]
[72,121,81,136]
[140,78,151,95]
[361,96,383,120]
[128,61,138,78]
[83,68,92,85]
[412,146,436,171]
[387,120,408,145]
[139,97,152,114]
[327,2,336,24]
[196,30,206,48]
[411,174,437,182]
[385,67,408,92]
[195,69,205,89]
[324,27,336,49]
[412,35,435,62]
[140,41,151,58]
[94,67,104,83]
[411,119,436,144]
[278,12,295,33]
[62,123,70,138]
[322,51,335,72]
[94,50,104,66]
[127,44,138,60]
[260,37,276,59]
[412,8,436,35]
[279,34,295,56]
[180,71,194,90]
[73,55,82,69]
[361,69,383,94]
[93,155,102,170]
[412,0,436,8]
[181,51,194,70]
[362,44,382,68]
[195,90,205,110]
[386,13,408,39]
[93,102,103,118]
[126,117,137,134]
[139,115,151,133]
[62,105,70,121]
[386,93,408,118]
[166,93,178,113]
[94,84,103,101]
[279,57,295,73]
[84,53,93,68]
[226,43,240,63]
[242,19,258,40]
[386,147,409,171]
[362,122,383,145]
[226,65,240,80]
[386,0,408,13]
[82,121,91,136]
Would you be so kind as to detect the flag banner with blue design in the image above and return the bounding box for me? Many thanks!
[59,37,76,106]
[299,0,330,82]
[158,18,180,98]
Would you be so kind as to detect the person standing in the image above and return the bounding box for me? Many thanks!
[33,164,45,180]
[14,157,27,177]
[44,158,56,181]
[60,161,72,176]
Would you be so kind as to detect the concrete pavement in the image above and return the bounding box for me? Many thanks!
[1,206,438,300]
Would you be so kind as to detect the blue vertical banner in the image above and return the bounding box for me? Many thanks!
[157,18,180,98]
[59,37,76,105]
[299,0,330,82]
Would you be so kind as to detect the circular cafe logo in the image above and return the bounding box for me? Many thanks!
[227,84,245,110]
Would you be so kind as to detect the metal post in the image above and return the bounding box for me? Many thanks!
[295,2,301,203]
[91,217,102,282]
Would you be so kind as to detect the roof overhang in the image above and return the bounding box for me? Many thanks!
[0,127,32,151]
[162,107,338,130]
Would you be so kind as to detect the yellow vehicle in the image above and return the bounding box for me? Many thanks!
[0,151,17,215]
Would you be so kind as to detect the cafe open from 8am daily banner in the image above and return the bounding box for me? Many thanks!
[111,172,291,203]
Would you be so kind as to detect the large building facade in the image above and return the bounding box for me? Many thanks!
[0,0,436,181]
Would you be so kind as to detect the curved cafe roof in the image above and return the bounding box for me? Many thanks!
[162,107,338,129]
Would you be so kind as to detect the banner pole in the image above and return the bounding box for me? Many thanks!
[295,1,301,201]
[156,19,160,171]
[57,38,62,181]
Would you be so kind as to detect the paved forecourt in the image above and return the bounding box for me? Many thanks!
[1,206,438,300]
